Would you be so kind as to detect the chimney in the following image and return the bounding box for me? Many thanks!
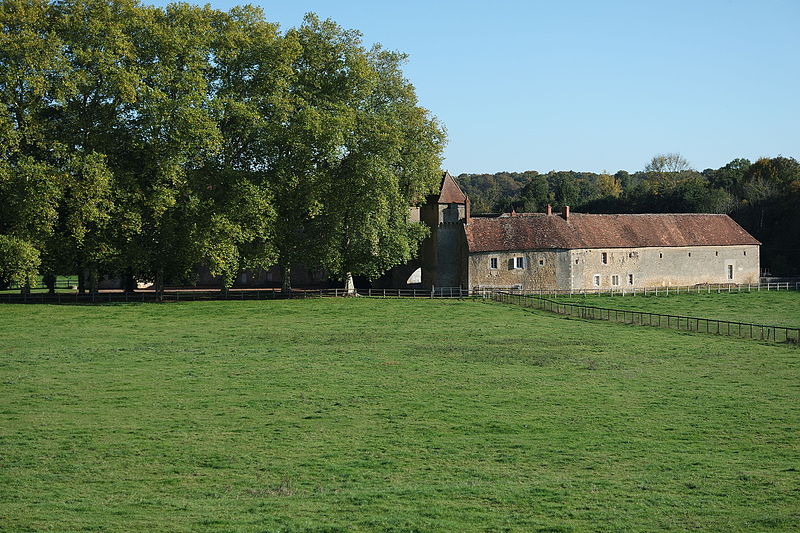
[465,196,471,225]
[546,204,552,215]
[511,209,517,217]
[561,205,570,220]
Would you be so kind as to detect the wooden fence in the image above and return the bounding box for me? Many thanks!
[472,282,799,297]
[490,290,800,345]
[2,285,797,344]
[0,286,472,304]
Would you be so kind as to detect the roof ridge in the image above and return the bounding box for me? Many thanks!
[438,171,467,204]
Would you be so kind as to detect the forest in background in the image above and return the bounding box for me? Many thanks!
[457,154,800,276]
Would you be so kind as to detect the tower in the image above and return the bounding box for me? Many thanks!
[420,172,468,288]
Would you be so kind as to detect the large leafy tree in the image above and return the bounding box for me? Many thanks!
[302,23,445,289]
[40,0,137,292]
[1,3,446,292]
[111,2,222,292]
[0,0,67,289]
[268,15,369,292]
[192,5,286,288]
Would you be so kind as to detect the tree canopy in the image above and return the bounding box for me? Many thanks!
[0,0,445,291]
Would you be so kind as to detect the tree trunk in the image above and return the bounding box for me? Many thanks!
[281,264,292,294]
[89,269,99,295]
[123,269,136,293]
[20,283,31,295]
[155,269,164,301]
[344,272,356,296]
[221,277,230,298]
[44,273,56,294]
[77,269,86,294]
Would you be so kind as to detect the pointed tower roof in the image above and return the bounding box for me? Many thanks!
[438,171,467,204]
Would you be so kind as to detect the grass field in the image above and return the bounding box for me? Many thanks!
[551,290,800,328]
[1,298,798,531]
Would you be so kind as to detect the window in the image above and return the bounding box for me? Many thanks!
[611,275,619,286]
[628,252,634,258]
[688,252,692,257]
[593,275,601,287]
[715,251,719,256]
[628,274,634,285]
[728,264,734,280]
[515,257,525,269]
[489,257,498,269]
[659,252,663,259]
[743,250,747,256]
[575,259,579,264]
[601,252,608,264]
[538,259,545,266]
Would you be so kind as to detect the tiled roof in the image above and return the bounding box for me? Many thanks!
[438,171,467,204]
[464,213,760,252]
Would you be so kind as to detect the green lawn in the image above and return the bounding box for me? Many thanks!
[1,299,798,532]
[551,290,800,329]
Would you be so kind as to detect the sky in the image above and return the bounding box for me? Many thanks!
[150,0,799,175]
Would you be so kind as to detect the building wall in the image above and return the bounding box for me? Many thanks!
[467,249,571,289]
[467,245,760,290]
[569,245,760,289]
[420,202,466,288]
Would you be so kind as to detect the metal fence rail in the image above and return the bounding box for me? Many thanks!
[490,290,800,345]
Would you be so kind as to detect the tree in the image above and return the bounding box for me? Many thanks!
[0,0,68,291]
[310,25,445,290]
[516,173,548,212]
[596,173,622,198]
[0,235,39,288]
[112,2,222,294]
[644,152,692,192]
[193,5,285,288]
[40,0,135,292]
[706,158,750,196]
[549,171,578,207]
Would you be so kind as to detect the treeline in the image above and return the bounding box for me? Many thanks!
[0,0,445,292]
[458,154,800,275]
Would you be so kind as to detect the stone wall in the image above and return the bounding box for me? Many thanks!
[569,245,760,289]
[467,245,760,290]
[420,202,467,288]
[467,250,570,289]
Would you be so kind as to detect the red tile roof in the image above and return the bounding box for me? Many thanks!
[464,213,760,252]
[438,171,467,204]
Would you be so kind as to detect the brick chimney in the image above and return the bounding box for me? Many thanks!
[510,209,517,217]
[561,205,570,220]
[546,204,552,215]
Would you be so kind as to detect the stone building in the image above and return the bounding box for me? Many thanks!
[417,173,761,290]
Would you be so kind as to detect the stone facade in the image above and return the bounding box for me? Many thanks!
[467,250,569,289]
[418,175,470,288]
[569,245,760,289]
[467,245,760,290]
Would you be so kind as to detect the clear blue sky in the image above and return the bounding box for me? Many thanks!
[152,0,799,175]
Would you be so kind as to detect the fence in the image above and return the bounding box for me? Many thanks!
[490,290,800,345]
[472,282,799,297]
[3,285,797,344]
[0,286,471,304]
[7,276,79,291]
